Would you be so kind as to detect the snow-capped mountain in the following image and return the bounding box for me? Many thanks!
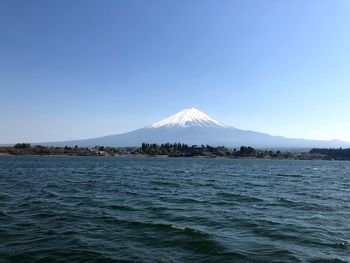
[40,108,350,149]
[148,108,225,128]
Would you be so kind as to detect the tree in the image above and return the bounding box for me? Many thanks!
[14,143,30,149]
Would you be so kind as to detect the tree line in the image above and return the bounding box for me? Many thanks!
[2,143,350,160]
[309,148,350,160]
[139,143,287,158]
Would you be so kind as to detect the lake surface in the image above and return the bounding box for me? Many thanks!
[0,156,349,262]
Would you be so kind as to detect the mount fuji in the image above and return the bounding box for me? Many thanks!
[42,108,350,149]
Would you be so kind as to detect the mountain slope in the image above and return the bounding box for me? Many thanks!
[40,108,350,149]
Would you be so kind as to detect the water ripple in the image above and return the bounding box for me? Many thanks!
[0,156,349,262]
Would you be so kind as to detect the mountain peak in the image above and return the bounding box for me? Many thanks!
[149,108,226,128]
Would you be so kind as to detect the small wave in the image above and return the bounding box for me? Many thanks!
[148,205,168,212]
[332,240,350,249]
[101,215,210,238]
[42,190,58,198]
[170,224,209,237]
[31,211,59,219]
[245,247,303,263]
[248,220,350,252]
[309,258,348,263]
[17,202,30,208]
[4,248,117,263]
[45,182,59,188]
[276,173,303,178]
[178,197,208,204]
[0,193,12,201]
[151,180,180,187]
[109,204,135,211]
[276,197,333,211]
[204,179,216,182]
[311,167,326,171]
[174,170,190,174]
[124,190,138,196]
[217,192,264,202]
[0,210,12,221]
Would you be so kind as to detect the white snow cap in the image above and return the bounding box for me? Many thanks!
[149,108,226,128]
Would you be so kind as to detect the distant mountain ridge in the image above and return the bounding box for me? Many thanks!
[39,108,350,149]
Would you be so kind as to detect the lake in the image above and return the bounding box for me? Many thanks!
[0,156,349,262]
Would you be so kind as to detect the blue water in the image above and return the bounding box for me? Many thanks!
[0,156,349,262]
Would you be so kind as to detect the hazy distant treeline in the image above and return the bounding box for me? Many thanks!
[309,148,350,160]
[1,144,96,156]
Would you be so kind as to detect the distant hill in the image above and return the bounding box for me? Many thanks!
[39,108,350,149]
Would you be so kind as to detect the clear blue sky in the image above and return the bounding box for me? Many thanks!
[1,0,350,143]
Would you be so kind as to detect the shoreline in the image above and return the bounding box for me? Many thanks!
[0,152,346,161]
[1,144,349,161]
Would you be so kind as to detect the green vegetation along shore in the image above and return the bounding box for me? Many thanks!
[1,143,350,160]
